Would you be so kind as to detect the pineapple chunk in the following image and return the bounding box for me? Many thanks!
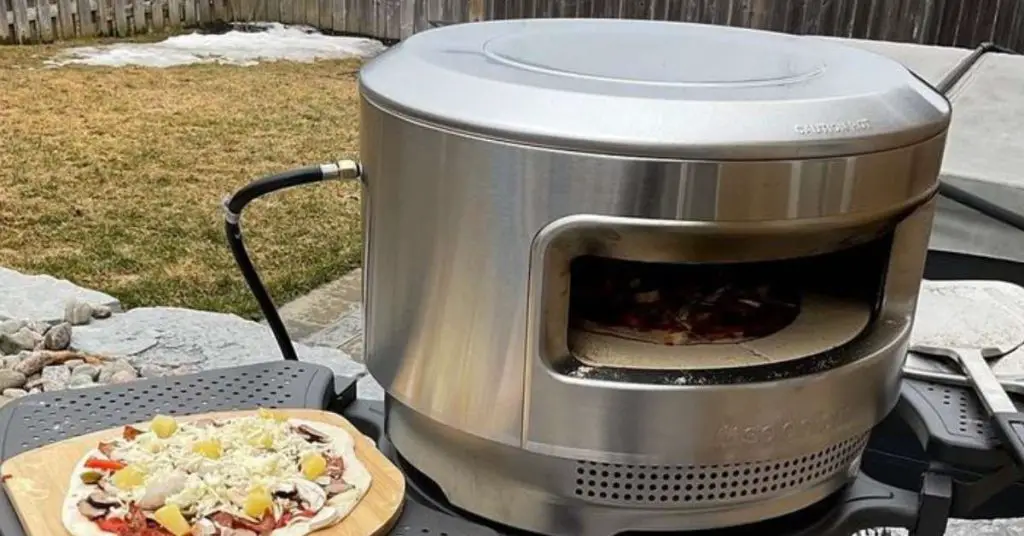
[246,432,274,449]
[243,487,273,518]
[150,415,178,439]
[301,452,327,480]
[111,465,145,489]
[192,439,222,459]
[257,407,288,422]
[154,504,191,536]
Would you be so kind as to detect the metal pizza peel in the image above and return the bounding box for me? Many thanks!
[904,280,1024,392]
[904,280,1024,466]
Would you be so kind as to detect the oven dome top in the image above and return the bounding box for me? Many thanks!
[358,18,951,160]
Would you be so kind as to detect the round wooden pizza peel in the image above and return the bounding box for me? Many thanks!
[0,409,406,536]
[568,293,871,370]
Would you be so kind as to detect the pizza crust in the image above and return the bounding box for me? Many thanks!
[62,451,111,536]
[270,419,373,536]
[61,418,372,536]
[569,293,871,370]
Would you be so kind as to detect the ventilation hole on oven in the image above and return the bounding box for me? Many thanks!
[571,434,868,507]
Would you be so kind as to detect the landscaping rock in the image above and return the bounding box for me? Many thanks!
[138,364,170,378]
[0,320,24,336]
[0,268,371,402]
[68,375,97,389]
[0,268,120,324]
[98,360,136,383]
[14,352,49,376]
[109,370,138,384]
[92,305,113,319]
[64,300,94,326]
[71,307,366,378]
[71,363,99,379]
[0,328,40,354]
[41,365,71,390]
[0,370,26,390]
[25,321,50,335]
[43,322,72,350]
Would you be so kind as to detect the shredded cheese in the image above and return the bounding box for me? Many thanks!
[105,416,338,521]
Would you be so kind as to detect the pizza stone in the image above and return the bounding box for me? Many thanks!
[568,293,871,371]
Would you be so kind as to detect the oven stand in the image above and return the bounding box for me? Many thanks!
[0,361,1020,536]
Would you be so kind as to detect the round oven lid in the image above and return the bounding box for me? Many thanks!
[568,293,871,371]
[358,19,950,160]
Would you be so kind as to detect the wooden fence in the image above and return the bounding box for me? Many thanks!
[3,0,1024,50]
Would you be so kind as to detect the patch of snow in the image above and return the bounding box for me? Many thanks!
[45,22,387,68]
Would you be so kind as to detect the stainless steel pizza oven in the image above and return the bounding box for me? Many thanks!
[356,18,951,535]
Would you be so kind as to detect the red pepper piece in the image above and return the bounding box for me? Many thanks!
[84,457,125,471]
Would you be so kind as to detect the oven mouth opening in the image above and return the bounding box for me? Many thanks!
[560,239,889,383]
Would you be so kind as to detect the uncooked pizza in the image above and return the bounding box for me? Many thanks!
[61,410,372,536]
[569,257,801,346]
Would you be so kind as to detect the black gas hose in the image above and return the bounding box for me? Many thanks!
[223,161,362,361]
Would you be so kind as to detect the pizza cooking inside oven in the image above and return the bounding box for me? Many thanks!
[569,256,801,346]
[62,409,372,536]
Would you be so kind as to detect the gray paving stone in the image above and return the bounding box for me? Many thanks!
[302,304,364,362]
[0,267,120,324]
[70,306,367,379]
[357,373,384,401]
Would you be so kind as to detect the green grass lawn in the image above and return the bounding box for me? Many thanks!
[0,38,365,319]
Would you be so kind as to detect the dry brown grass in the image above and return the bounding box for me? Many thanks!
[0,37,365,319]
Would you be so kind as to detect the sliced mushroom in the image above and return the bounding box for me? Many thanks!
[293,479,327,511]
[210,511,236,528]
[191,518,218,536]
[87,491,121,508]
[271,481,296,498]
[97,442,116,459]
[324,479,353,496]
[96,479,118,494]
[77,499,108,520]
[294,424,329,443]
[221,529,258,536]
[137,471,188,510]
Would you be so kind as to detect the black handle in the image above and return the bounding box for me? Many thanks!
[993,412,1024,466]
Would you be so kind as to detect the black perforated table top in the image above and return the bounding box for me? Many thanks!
[0,359,1015,536]
[0,360,343,536]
